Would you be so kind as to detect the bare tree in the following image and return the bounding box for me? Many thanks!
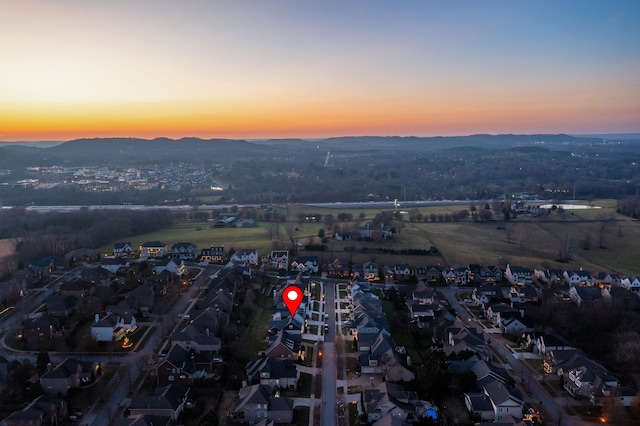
[514,223,529,249]
[595,212,616,248]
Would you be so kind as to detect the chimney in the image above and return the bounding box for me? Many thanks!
[520,309,525,318]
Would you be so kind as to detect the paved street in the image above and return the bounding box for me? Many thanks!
[0,264,218,425]
[438,286,594,426]
[320,279,337,426]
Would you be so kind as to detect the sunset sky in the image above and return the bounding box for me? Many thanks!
[1,1,639,141]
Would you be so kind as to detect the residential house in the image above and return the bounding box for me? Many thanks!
[564,270,594,287]
[40,358,98,396]
[171,242,198,261]
[327,258,350,277]
[414,265,442,284]
[113,242,133,258]
[265,329,301,360]
[59,279,95,298]
[593,272,621,288]
[476,266,497,284]
[620,277,640,294]
[485,303,519,326]
[358,222,392,240]
[245,357,298,389]
[79,267,112,286]
[499,313,534,336]
[355,326,382,352]
[128,385,190,423]
[139,241,168,259]
[361,261,379,281]
[156,344,211,386]
[46,295,78,318]
[471,360,511,388]
[268,251,289,270]
[363,381,425,423]
[65,248,99,263]
[507,285,540,304]
[290,256,319,274]
[29,257,58,281]
[543,348,581,375]
[391,264,412,282]
[563,357,618,400]
[359,330,415,382]
[200,245,225,263]
[472,284,500,306]
[483,380,524,421]
[229,248,259,266]
[569,286,603,306]
[486,266,503,283]
[22,314,59,344]
[101,258,129,274]
[536,332,574,356]
[91,314,137,342]
[505,265,532,286]
[535,267,564,285]
[228,384,294,424]
[171,324,222,354]
[5,394,66,426]
[154,258,185,276]
[445,326,489,360]
[464,393,495,422]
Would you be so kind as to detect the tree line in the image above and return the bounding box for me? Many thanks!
[0,208,172,278]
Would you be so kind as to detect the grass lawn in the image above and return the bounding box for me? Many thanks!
[297,372,312,397]
[235,292,273,361]
[347,358,360,373]
[95,199,640,277]
[381,300,423,364]
[294,406,310,426]
[95,221,274,257]
[349,403,359,425]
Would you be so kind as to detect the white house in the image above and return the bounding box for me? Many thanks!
[91,313,137,342]
[113,241,133,258]
[563,270,594,287]
[505,265,532,286]
[484,380,523,421]
[154,259,185,276]
[620,277,640,294]
[230,248,259,266]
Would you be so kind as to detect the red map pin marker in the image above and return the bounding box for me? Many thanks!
[282,286,303,317]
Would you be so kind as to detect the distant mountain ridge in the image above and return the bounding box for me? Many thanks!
[0,133,634,168]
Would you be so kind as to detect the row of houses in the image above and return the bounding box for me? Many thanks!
[347,277,440,425]
[521,331,637,406]
[226,275,313,424]
[3,358,101,425]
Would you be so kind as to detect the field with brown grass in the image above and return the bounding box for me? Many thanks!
[0,238,15,259]
[101,199,640,276]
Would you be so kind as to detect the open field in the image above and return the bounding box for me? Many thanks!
[96,222,276,257]
[100,199,640,275]
[0,238,15,259]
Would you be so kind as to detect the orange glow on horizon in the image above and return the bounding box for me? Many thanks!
[2,93,638,142]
